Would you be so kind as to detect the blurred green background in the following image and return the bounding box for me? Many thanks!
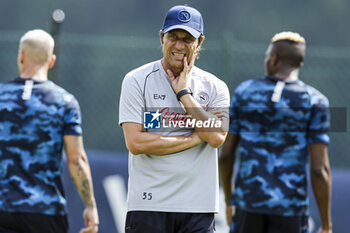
[0,0,349,167]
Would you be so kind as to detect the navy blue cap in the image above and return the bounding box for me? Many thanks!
[162,5,204,38]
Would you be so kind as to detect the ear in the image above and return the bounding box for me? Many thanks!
[48,54,56,69]
[270,53,279,66]
[160,35,164,46]
[198,35,205,47]
[159,30,164,46]
[196,35,205,51]
[18,50,25,64]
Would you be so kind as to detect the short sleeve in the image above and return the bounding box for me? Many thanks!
[228,80,253,135]
[308,95,330,144]
[229,91,240,134]
[209,80,230,109]
[63,95,82,135]
[118,74,144,126]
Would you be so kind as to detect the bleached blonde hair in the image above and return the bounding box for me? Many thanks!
[271,31,306,44]
[19,29,55,64]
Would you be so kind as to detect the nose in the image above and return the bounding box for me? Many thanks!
[174,39,185,50]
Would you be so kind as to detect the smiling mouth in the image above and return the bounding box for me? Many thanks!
[172,52,186,59]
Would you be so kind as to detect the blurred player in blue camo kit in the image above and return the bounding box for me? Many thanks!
[219,32,332,233]
[0,29,99,233]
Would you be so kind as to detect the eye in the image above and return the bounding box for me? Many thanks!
[168,34,177,40]
[184,38,195,44]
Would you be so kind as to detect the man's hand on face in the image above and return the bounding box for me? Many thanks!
[166,54,196,94]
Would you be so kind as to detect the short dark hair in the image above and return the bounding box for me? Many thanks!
[271,32,306,67]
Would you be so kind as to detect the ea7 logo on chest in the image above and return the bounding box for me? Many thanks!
[153,94,166,100]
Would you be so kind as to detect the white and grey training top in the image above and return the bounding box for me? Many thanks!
[119,60,230,213]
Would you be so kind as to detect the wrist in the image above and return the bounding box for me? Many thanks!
[176,88,193,101]
[322,223,332,230]
[86,201,97,208]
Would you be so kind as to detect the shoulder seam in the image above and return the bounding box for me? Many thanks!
[143,69,160,98]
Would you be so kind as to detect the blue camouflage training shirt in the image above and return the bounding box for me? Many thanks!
[0,77,82,216]
[229,75,330,216]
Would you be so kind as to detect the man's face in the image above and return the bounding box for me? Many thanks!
[161,29,201,73]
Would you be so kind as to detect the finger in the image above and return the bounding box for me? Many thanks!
[226,215,231,226]
[84,219,91,229]
[183,56,188,72]
[79,227,91,233]
[211,111,225,119]
[83,221,92,232]
[88,225,98,233]
[226,205,233,226]
[189,52,196,69]
[212,111,223,116]
[80,225,98,233]
[166,69,175,81]
[215,112,229,119]
[227,211,232,223]
[213,114,224,118]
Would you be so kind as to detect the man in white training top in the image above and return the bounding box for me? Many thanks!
[119,5,230,233]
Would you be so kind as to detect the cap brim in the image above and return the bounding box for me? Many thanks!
[163,25,201,38]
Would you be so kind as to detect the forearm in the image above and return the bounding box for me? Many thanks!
[68,154,97,208]
[219,158,234,205]
[220,161,233,205]
[179,94,228,147]
[311,166,332,229]
[219,133,239,205]
[128,131,201,155]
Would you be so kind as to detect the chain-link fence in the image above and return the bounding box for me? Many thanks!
[0,30,349,167]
